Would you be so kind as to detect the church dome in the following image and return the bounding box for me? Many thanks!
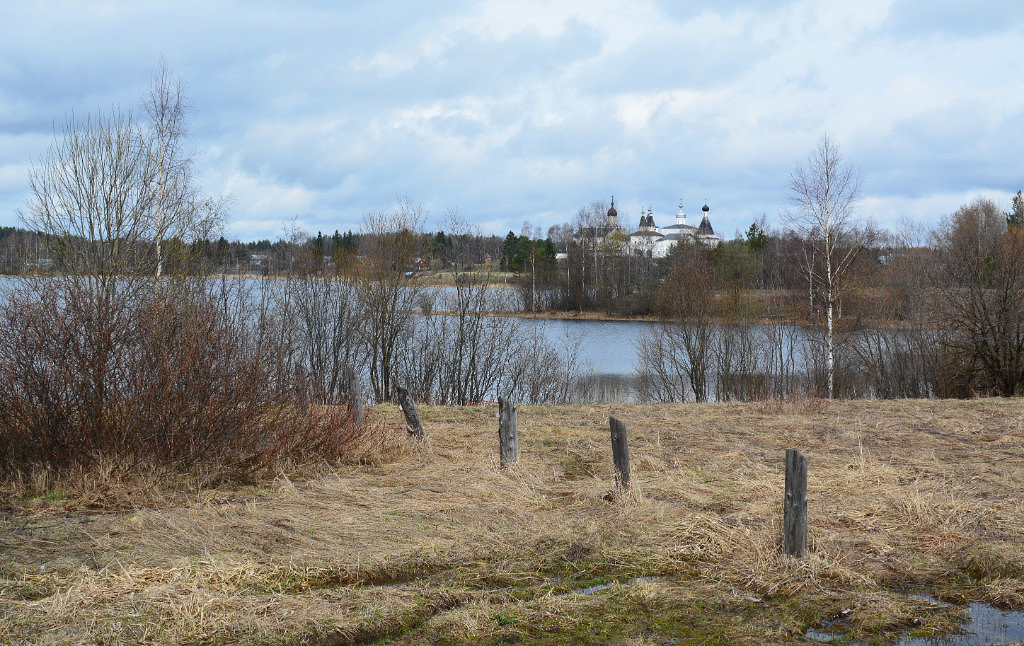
[698,213,715,236]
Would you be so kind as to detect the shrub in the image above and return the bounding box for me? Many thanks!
[0,279,379,478]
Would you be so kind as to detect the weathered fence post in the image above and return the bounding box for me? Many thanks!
[497,397,518,466]
[346,367,364,426]
[396,386,424,440]
[783,448,807,557]
[609,416,631,490]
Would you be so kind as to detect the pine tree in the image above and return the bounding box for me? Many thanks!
[1007,190,1024,228]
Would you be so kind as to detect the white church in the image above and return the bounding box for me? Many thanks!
[603,197,721,257]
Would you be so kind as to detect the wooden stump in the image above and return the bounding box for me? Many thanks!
[783,448,808,557]
[396,386,424,440]
[498,397,519,466]
[609,416,631,490]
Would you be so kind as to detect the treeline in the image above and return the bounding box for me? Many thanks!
[0,226,510,276]
[0,208,889,324]
[0,214,842,317]
[543,202,885,319]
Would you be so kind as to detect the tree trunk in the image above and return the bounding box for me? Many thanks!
[826,290,834,399]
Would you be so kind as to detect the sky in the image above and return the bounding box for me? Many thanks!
[1,0,1022,242]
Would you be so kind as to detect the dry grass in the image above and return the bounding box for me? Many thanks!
[2,398,1023,644]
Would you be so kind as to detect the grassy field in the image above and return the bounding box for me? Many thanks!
[2,399,1024,644]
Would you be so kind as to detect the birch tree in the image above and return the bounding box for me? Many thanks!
[786,134,863,399]
[141,61,217,278]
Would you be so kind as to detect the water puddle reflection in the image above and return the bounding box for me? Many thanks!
[806,594,1024,645]
[570,575,662,596]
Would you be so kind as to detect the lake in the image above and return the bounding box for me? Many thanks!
[0,277,826,402]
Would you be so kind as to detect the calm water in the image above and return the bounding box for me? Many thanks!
[525,318,652,375]
[0,277,819,401]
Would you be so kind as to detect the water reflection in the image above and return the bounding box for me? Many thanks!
[807,594,1024,646]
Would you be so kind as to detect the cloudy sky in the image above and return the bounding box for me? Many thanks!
[1,1,1022,241]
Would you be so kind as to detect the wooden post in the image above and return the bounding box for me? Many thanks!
[346,366,364,426]
[783,448,807,557]
[498,397,518,466]
[609,416,631,490]
[396,386,424,440]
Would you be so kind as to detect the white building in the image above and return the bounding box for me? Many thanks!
[652,201,721,257]
[628,208,664,256]
[585,197,722,258]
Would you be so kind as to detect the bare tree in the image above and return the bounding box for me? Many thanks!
[786,134,863,398]
[931,199,1024,395]
[269,225,365,407]
[0,68,370,475]
[421,212,524,404]
[636,243,715,402]
[13,59,230,444]
[500,323,588,404]
[355,199,424,402]
[759,287,800,398]
[141,60,220,279]
[566,201,607,313]
[714,286,763,401]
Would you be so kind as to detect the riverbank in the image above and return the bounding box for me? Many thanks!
[3,399,1022,643]
[430,305,889,329]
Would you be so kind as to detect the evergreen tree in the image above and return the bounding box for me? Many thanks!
[1007,190,1024,228]
[501,231,518,270]
[510,234,534,273]
[744,221,768,252]
[433,230,449,264]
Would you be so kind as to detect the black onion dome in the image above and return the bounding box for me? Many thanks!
[607,196,617,219]
[702,203,710,213]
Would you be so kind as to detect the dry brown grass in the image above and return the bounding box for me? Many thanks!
[2,398,1023,644]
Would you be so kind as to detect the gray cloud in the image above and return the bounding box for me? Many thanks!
[0,0,1022,241]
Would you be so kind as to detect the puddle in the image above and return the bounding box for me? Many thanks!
[574,581,615,595]
[570,575,662,596]
[806,594,1024,645]
[805,609,853,643]
[806,629,840,642]
[898,600,1024,645]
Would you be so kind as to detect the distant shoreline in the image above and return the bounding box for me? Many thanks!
[0,272,905,329]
